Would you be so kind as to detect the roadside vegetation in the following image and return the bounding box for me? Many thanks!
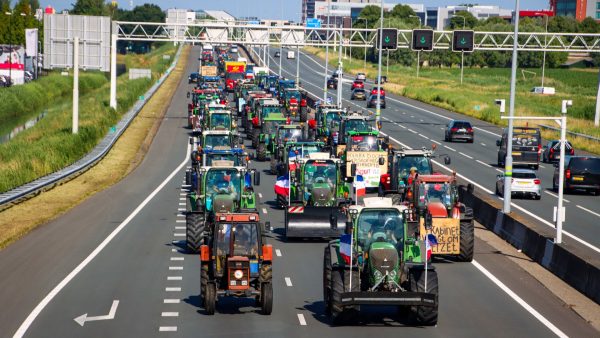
[0,43,177,193]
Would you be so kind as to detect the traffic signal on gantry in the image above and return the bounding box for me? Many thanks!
[452,30,475,53]
[411,29,434,51]
[376,28,398,50]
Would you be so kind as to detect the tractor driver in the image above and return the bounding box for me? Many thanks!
[232,224,258,257]
[425,183,449,204]
[212,172,236,196]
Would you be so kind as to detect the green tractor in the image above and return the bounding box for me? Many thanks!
[307,106,344,143]
[284,153,352,239]
[323,197,439,325]
[273,140,328,179]
[200,130,240,151]
[186,164,260,253]
[268,124,305,174]
[254,112,288,160]
[205,109,237,133]
[247,98,280,141]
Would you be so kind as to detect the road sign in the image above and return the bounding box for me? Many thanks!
[376,28,398,50]
[411,29,434,52]
[306,18,322,29]
[453,30,475,53]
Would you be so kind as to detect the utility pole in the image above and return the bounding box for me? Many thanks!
[73,36,79,134]
[324,4,330,100]
[337,23,343,108]
[452,15,467,85]
[375,0,384,129]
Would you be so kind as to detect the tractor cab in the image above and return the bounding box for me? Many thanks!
[202,130,238,150]
[346,132,379,152]
[203,148,250,167]
[207,111,233,131]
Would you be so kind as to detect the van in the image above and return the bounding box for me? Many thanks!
[496,127,541,170]
[287,51,295,59]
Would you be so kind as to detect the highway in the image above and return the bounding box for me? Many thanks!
[259,47,600,254]
[0,46,597,337]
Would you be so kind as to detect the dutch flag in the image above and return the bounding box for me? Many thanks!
[274,174,290,197]
[425,233,438,261]
[353,174,366,197]
[340,234,352,265]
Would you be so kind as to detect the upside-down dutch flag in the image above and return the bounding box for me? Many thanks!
[274,173,290,197]
[353,175,366,197]
[425,233,438,261]
[288,150,298,171]
[339,234,352,265]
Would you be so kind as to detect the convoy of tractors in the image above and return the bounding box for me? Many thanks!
[183,44,475,325]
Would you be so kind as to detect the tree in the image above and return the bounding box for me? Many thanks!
[389,4,416,20]
[71,0,109,16]
[119,3,165,22]
[578,17,600,33]
[358,5,382,27]
[448,10,477,29]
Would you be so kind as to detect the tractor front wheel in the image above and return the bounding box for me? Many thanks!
[204,283,216,315]
[270,157,278,175]
[186,213,205,254]
[260,282,273,315]
[257,143,267,161]
[330,268,359,325]
[323,246,333,315]
[409,268,438,326]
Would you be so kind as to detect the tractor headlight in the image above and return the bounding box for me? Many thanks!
[234,270,244,279]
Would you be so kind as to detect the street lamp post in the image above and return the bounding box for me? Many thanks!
[324,5,331,100]
[375,0,384,129]
[409,15,422,78]
[452,14,467,85]
[503,0,521,214]
[540,13,549,91]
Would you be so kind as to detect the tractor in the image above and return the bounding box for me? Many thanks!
[205,109,237,133]
[200,130,240,151]
[255,113,288,161]
[247,98,280,141]
[199,212,273,315]
[308,106,344,143]
[338,130,389,190]
[186,164,260,253]
[186,147,251,187]
[323,197,438,325]
[284,153,352,238]
[268,124,305,174]
[281,88,305,121]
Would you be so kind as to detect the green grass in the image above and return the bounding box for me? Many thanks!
[306,47,600,154]
[0,44,177,193]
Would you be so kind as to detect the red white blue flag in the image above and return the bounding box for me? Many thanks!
[353,174,366,197]
[425,233,438,261]
[274,174,290,196]
[340,234,352,265]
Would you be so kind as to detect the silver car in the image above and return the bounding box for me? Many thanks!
[495,169,542,200]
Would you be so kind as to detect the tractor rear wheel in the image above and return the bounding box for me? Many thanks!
[300,107,307,122]
[205,283,216,315]
[252,129,260,148]
[270,157,278,175]
[330,268,359,325]
[409,268,438,326]
[257,143,267,161]
[260,282,273,315]
[186,170,191,186]
[259,263,273,283]
[323,246,333,315]
[458,209,474,262]
[246,125,253,140]
[186,213,205,254]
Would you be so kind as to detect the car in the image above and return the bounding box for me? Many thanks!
[542,140,574,163]
[188,72,200,84]
[351,80,364,90]
[274,51,281,57]
[445,120,474,143]
[229,45,238,53]
[496,169,542,200]
[367,94,386,108]
[287,51,295,59]
[327,77,338,90]
[370,86,385,97]
[350,88,367,100]
[356,73,366,81]
[553,156,600,195]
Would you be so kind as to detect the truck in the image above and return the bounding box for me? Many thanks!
[225,61,247,92]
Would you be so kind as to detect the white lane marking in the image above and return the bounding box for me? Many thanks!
[178,203,186,206]
[161,312,179,317]
[476,160,492,168]
[418,134,429,140]
[169,266,183,271]
[170,257,184,261]
[174,233,185,237]
[410,115,415,118]
[262,208,268,214]
[431,140,442,145]
[179,193,186,196]
[285,277,293,287]
[440,127,445,130]
[179,198,186,201]
[297,313,307,326]
[181,180,186,183]
[276,249,282,257]
[159,326,177,332]
[177,208,185,211]
[175,220,185,223]
[181,184,191,188]
[576,205,600,218]
[171,249,177,252]
[12,144,192,338]
[402,112,406,114]
[481,143,486,147]
[176,214,185,218]
[168,276,182,281]
[175,226,185,230]
[399,125,407,129]
[408,129,418,134]
[420,119,424,122]
[166,287,181,292]
[444,145,456,152]
[472,260,568,338]
[258,192,263,199]
[164,299,180,304]
[544,191,570,203]
[460,152,474,159]
[496,168,504,173]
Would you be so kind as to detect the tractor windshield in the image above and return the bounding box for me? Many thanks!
[210,113,231,130]
[396,156,432,182]
[205,152,242,166]
[417,182,456,208]
[214,223,259,274]
[278,128,303,141]
[203,134,231,149]
[288,144,321,158]
[348,135,378,151]
[344,119,372,133]
[262,106,281,117]
[205,168,242,207]
[262,120,280,134]
[285,91,301,100]
[325,112,341,128]
[303,161,337,206]
[356,209,403,250]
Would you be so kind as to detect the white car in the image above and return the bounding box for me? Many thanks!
[495,169,542,200]
[229,45,238,53]
[356,73,366,81]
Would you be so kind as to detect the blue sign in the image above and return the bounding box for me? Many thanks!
[248,20,260,25]
[306,18,322,28]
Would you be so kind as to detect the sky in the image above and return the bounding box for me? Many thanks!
[39,0,550,21]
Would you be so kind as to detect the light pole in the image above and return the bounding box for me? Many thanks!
[278,1,283,77]
[503,0,521,214]
[409,15,422,78]
[356,18,368,71]
[337,22,343,108]
[539,13,549,91]
[375,0,384,129]
[324,4,331,100]
[452,14,466,85]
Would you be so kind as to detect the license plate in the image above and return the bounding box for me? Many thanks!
[554,156,560,159]
[458,128,466,132]
[572,176,584,181]
[512,152,521,156]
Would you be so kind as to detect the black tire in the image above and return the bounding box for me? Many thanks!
[270,157,278,175]
[260,282,273,315]
[186,213,205,254]
[323,246,332,315]
[200,264,209,304]
[495,185,500,196]
[246,124,253,140]
[259,263,273,283]
[300,107,307,122]
[276,194,287,208]
[330,268,359,325]
[257,143,267,161]
[532,165,539,170]
[458,214,474,262]
[205,283,216,315]
[186,170,192,186]
[252,129,260,149]
[409,268,438,326]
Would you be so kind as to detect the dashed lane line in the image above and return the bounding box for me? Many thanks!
[544,191,570,203]
[161,312,179,317]
[174,226,185,230]
[169,266,183,271]
[481,143,486,147]
[262,208,268,214]
[418,134,429,140]
[276,249,282,257]
[285,277,293,287]
[577,205,600,218]
[167,276,182,281]
[258,192,263,199]
[431,140,442,145]
[164,299,180,304]
[175,220,185,223]
[476,160,492,168]
[174,233,185,237]
[170,257,184,261]
[460,152,474,159]
[297,314,307,326]
[159,327,177,332]
[444,145,456,152]
[165,287,181,292]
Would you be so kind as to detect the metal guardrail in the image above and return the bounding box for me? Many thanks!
[0,45,184,211]
[539,124,600,143]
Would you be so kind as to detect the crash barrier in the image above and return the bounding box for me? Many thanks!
[539,124,600,143]
[458,185,600,304]
[0,45,184,211]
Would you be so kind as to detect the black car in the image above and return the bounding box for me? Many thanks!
[367,94,386,109]
[445,120,474,143]
[553,156,600,195]
[327,77,338,90]
[542,140,574,163]
[188,72,200,84]
[274,51,281,57]
[351,88,367,100]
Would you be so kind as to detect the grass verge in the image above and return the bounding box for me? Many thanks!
[0,45,190,249]
[0,44,177,193]
[305,46,600,154]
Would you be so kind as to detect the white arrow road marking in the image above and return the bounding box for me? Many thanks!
[74,300,119,327]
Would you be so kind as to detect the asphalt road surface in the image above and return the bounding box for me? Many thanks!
[0,46,597,338]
